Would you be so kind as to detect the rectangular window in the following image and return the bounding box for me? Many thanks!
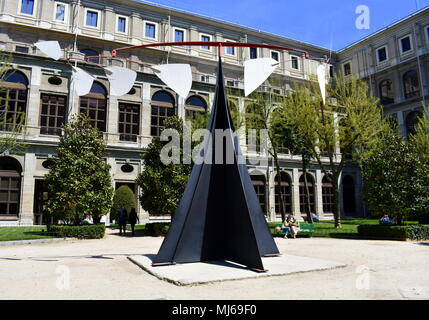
[226,46,235,56]
[291,56,299,70]
[118,103,140,142]
[174,29,184,42]
[271,51,279,62]
[145,23,156,39]
[86,10,99,28]
[400,35,412,54]
[79,95,106,132]
[117,17,127,33]
[250,47,258,59]
[55,3,66,21]
[343,62,351,76]
[377,46,388,63]
[151,106,175,137]
[40,94,66,136]
[21,0,35,15]
[329,65,334,77]
[426,26,429,43]
[201,35,211,50]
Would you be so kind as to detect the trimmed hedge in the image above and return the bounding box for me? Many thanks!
[48,224,105,239]
[145,223,170,236]
[357,224,429,241]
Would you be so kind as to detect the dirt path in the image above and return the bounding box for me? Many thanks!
[0,229,428,300]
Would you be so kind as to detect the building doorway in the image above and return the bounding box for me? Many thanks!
[342,175,356,216]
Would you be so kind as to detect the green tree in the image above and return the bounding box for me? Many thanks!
[245,90,292,222]
[45,114,114,225]
[282,74,387,228]
[362,129,429,225]
[410,105,429,163]
[111,185,136,221]
[136,116,200,217]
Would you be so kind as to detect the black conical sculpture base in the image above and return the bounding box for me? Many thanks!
[152,58,280,272]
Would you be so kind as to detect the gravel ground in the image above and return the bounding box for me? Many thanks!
[0,228,428,300]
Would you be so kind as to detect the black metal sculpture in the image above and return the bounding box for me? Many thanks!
[152,58,280,272]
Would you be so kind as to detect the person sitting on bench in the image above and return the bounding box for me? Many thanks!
[281,216,292,239]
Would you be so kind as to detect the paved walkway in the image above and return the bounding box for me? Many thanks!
[0,228,428,300]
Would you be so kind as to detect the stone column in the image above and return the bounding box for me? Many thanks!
[107,95,119,144]
[105,157,116,226]
[130,13,143,45]
[177,95,185,119]
[292,168,300,216]
[27,67,41,136]
[141,82,151,138]
[315,170,324,218]
[397,110,406,137]
[20,153,36,225]
[268,166,276,221]
[103,6,115,41]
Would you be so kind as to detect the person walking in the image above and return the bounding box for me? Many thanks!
[117,207,128,236]
[129,208,139,236]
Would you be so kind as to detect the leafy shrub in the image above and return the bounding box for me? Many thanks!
[357,224,429,241]
[145,223,170,236]
[111,186,136,221]
[48,224,105,239]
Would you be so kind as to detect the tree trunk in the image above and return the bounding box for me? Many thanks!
[332,173,342,228]
[302,155,314,224]
[274,153,286,222]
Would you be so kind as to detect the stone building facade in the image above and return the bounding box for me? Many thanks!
[0,0,382,226]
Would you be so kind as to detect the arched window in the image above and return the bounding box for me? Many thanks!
[275,171,292,218]
[79,81,107,132]
[0,156,22,216]
[342,175,356,215]
[379,79,394,105]
[403,71,420,99]
[405,111,423,137]
[151,90,175,137]
[299,173,315,214]
[0,70,28,132]
[185,95,207,120]
[322,175,334,214]
[251,174,267,216]
[80,49,100,64]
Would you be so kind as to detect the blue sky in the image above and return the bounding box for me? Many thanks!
[138,0,429,51]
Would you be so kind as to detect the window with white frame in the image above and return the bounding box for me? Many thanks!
[399,35,413,54]
[174,28,185,42]
[291,55,299,70]
[200,34,211,50]
[116,15,128,34]
[85,8,100,28]
[271,51,280,62]
[19,0,36,16]
[343,62,352,76]
[425,26,429,43]
[54,2,68,22]
[249,47,258,59]
[376,46,388,64]
[224,40,236,56]
[145,22,157,39]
